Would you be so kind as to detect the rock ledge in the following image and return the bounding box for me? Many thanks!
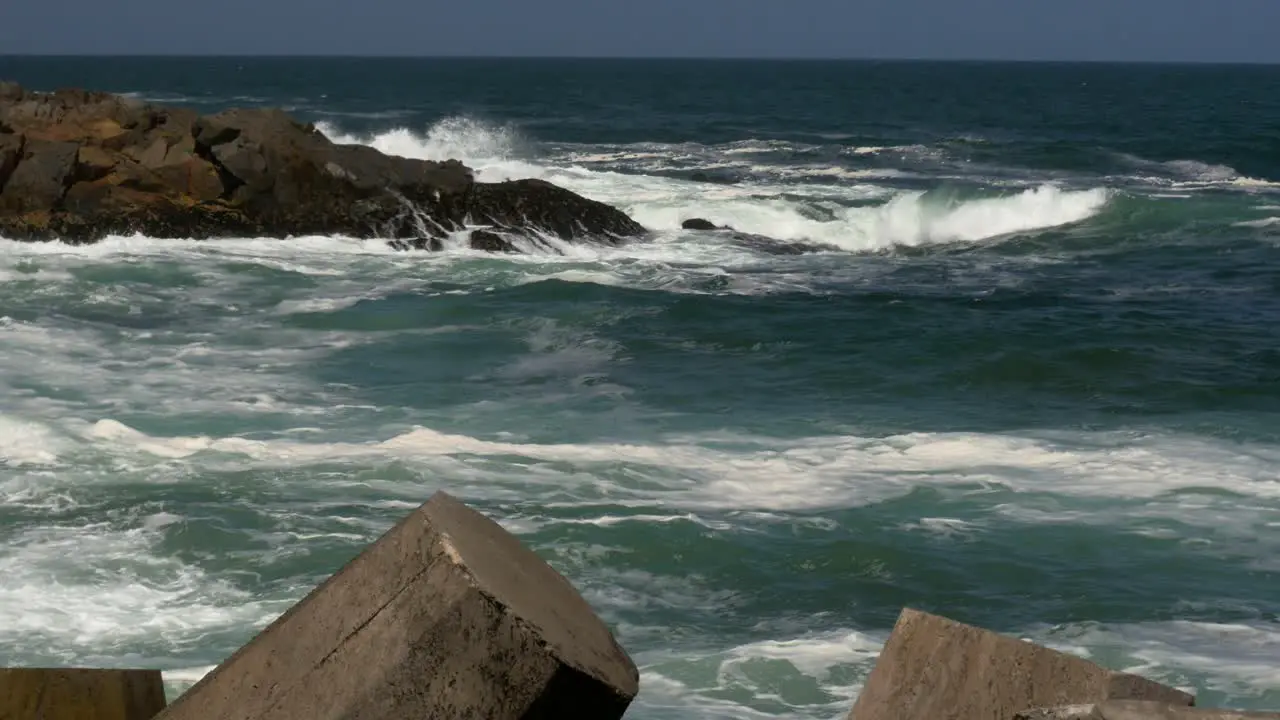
[0,82,646,251]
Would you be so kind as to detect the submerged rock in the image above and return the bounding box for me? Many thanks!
[680,216,835,255]
[0,83,647,251]
[681,217,721,230]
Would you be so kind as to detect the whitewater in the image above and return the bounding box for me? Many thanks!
[2,57,1280,719]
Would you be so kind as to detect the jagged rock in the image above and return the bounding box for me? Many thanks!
[153,491,639,720]
[847,608,1193,720]
[0,138,78,213]
[468,178,645,243]
[1017,702,1280,719]
[469,229,518,253]
[0,82,648,251]
[0,132,22,188]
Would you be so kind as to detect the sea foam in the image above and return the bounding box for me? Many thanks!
[319,118,1109,252]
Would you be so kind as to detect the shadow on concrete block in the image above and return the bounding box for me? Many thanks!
[1018,701,1280,720]
[154,490,639,720]
[0,668,166,720]
[847,608,1194,720]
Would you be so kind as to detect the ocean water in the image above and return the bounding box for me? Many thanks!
[1,57,1279,717]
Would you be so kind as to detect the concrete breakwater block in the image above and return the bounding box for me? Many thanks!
[847,608,1194,720]
[155,491,639,720]
[0,668,166,720]
[1017,701,1280,720]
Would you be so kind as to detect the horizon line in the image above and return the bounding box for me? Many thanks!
[1,53,1278,67]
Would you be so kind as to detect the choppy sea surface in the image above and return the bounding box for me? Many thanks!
[1,58,1278,717]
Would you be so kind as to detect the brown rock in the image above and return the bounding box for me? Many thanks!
[129,136,170,169]
[0,81,22,102]
[161,135,196,166]
[1019,702,1280,720]
[76,145,119,182]
[0,132,22,189]
[0,138,79,212]
[152,157,225,203]
[0,667,166,720]
[848,608,1193,720]
[0,81,648,250]
[153,491,639,720]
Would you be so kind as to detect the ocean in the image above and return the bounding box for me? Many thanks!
[0,57,1278,718]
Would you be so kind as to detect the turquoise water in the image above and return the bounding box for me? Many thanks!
[1,58,1278,717]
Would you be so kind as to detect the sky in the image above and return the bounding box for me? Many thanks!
[1,0,1278,63]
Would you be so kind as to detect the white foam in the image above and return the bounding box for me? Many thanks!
[75,420,1280,520]
[1030,619,1280,705]
[0,523,283,663]
[1119,154,1280,192]
[1234,217,1280,228]
[0,414,66,466]
[630,184,1108,251]
[319,119,1107,252]
[634,629,883,719]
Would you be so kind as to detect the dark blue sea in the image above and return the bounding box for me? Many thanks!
[1,57,1278,717]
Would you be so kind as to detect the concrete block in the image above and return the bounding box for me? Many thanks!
[1019,701,1280,720]
[848,608,1194,720]
[155,490,638,720]
[0,668,166,720]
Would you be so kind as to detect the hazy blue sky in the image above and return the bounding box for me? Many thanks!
[2,0,1278,63]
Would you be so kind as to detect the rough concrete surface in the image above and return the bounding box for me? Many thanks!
[153,490,639,720]
[0,668,166,720]
[1018,701,1280,720]
[847,608,1194,720]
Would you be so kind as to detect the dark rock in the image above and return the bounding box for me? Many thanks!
[469,229,518,253]
[0,82,648,250]
[729,231,836,255]
[847,608,1193,720]
[680,216,835,254]
[153,491,639,720]
[681,217,721,230]
[468,178,645,243]
[689,170,739,184]
[0,138,79,213]
[0,132,22,191]
[0,667,168,720]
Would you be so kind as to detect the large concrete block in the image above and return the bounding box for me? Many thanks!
[155,491,638,720]
[0,668,166,720]
[848,608,1194,720]
[1018,701,1280,720]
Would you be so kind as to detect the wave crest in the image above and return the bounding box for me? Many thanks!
[317,117,529,180]
[636,184,1110,251]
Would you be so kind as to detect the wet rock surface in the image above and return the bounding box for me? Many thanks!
[0,83,647,251]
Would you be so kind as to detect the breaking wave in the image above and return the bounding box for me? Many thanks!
[319,118,1109,252]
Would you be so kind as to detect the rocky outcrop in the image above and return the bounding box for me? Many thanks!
[848,608,1193,720]
[0,82,647,250]
[153,490,639,720]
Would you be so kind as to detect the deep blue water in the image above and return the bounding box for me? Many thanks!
[1,58,1278,717]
